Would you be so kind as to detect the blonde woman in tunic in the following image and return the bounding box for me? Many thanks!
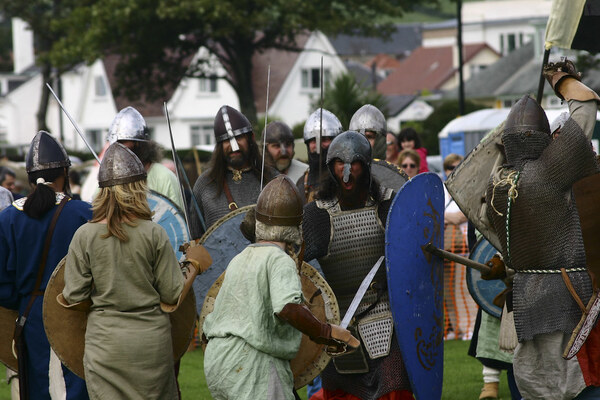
[62,143,209,400]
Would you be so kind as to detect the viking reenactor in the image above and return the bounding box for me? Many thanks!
[61,142,211,400]
[296,108,342,203]
[349,104,387,160]
[107,106,183,210]
[0,131,90,399]
[203,175,358,400]
[485,59,600,399]
[189,105,273,238]
[302,131,413,399]
[263,121,307,183]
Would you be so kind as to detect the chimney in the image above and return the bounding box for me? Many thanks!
[12,18,35,74]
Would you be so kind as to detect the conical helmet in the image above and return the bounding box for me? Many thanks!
[255,175,304,226]
[303,108,343,142]
[214,105,253,152]
[98,142,146,188]
[502,95,551,168]
[26,131,71,173]
[326,131,372,183]
[264,121,294,144]
[349,104,386,136]
[106,107,148,144]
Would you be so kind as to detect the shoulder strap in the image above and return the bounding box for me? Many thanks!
[222,181,238,211]
[15,196,70,338]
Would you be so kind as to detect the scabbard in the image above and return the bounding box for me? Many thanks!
[14,323,29,400]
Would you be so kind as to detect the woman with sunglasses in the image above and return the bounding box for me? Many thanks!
[397,149,420,178]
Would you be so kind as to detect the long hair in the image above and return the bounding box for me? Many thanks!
[206,133,272,195]
[23,167,69,219]
[316,166,382,204]
[132,140,163,165]
[91,179,153,242]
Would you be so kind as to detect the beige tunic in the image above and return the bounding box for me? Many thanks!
[64,220,184,400]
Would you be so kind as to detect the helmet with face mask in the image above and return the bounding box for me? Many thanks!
[326,130,372,185]
[213,105,253,152]
[264,121,294,172]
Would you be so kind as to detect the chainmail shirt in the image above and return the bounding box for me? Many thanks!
[189,169,262,239]
[486,117,599,341]
[302,190,412,399]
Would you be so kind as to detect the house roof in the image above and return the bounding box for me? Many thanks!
[252,34,310,114]
[384,94,417,116]
[365,53,402,71]
[344,60,383,90]
[377,43,495,96]
[103,54,189,117]
[442,42,553,100]
[328,24,422,58]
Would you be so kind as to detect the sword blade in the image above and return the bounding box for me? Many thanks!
[340,256,385,329]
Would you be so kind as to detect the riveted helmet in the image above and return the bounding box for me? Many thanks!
[502,95,551,168]
[349,104,386,136]
[303,108,343,143]
[326,130,371,183]
[214,105,253,152]
[255,175,304,226]
[106,107,149,144]
[26,131,71,173]
[265,121,294,145]
[98,142,146,188]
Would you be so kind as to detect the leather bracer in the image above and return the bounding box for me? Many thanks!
[277,303,332,344]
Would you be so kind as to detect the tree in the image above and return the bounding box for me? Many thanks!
[50,0,439,125]
[313,72,387,129]
[0,1,81,133]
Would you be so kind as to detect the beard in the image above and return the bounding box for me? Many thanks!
[274,157,292,172]
[336,169,370,204]
[226,150,250,169]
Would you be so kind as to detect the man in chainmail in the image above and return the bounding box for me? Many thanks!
[485,60,600,399]
[189,105,274,238]
[296,108,342,203]
[302,131,413,399]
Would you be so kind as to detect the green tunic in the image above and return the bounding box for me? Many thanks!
[63,220,184,400]
[203,243,303,400]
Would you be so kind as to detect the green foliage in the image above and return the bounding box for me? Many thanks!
[313,73,387,130]
[292,121,305,140]
[421,99,486,154]
[43,0,438,125]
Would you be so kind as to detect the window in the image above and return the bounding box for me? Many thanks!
[190,125,214,146]
[94,76,107,97]
[507,34,516,53]
[198,76,217,93]
[469,64,486,76]
[301,68,331,89]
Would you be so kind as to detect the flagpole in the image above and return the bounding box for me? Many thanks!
[536,48,551,104]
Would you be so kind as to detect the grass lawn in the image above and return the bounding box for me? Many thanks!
[1,340,513,399]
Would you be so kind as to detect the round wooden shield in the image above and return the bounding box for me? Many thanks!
[43,258,196,378]
[0,306,18,371]
[193,205,253,312]
[466,238,506,318]
[386,172,444,400]
[198,261,340,389]
[371,159,408,191]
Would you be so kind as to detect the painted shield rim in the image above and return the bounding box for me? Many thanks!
[466,238,506,319]
[198,261,340,389]
[385,172,444,400]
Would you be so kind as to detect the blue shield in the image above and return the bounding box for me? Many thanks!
[466,238,506,319]
[193,205,252,311]
[147,190,189,260]
[386,172,444,400]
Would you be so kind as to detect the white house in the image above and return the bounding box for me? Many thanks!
[423,0,551,55]
[253,30,348,129]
